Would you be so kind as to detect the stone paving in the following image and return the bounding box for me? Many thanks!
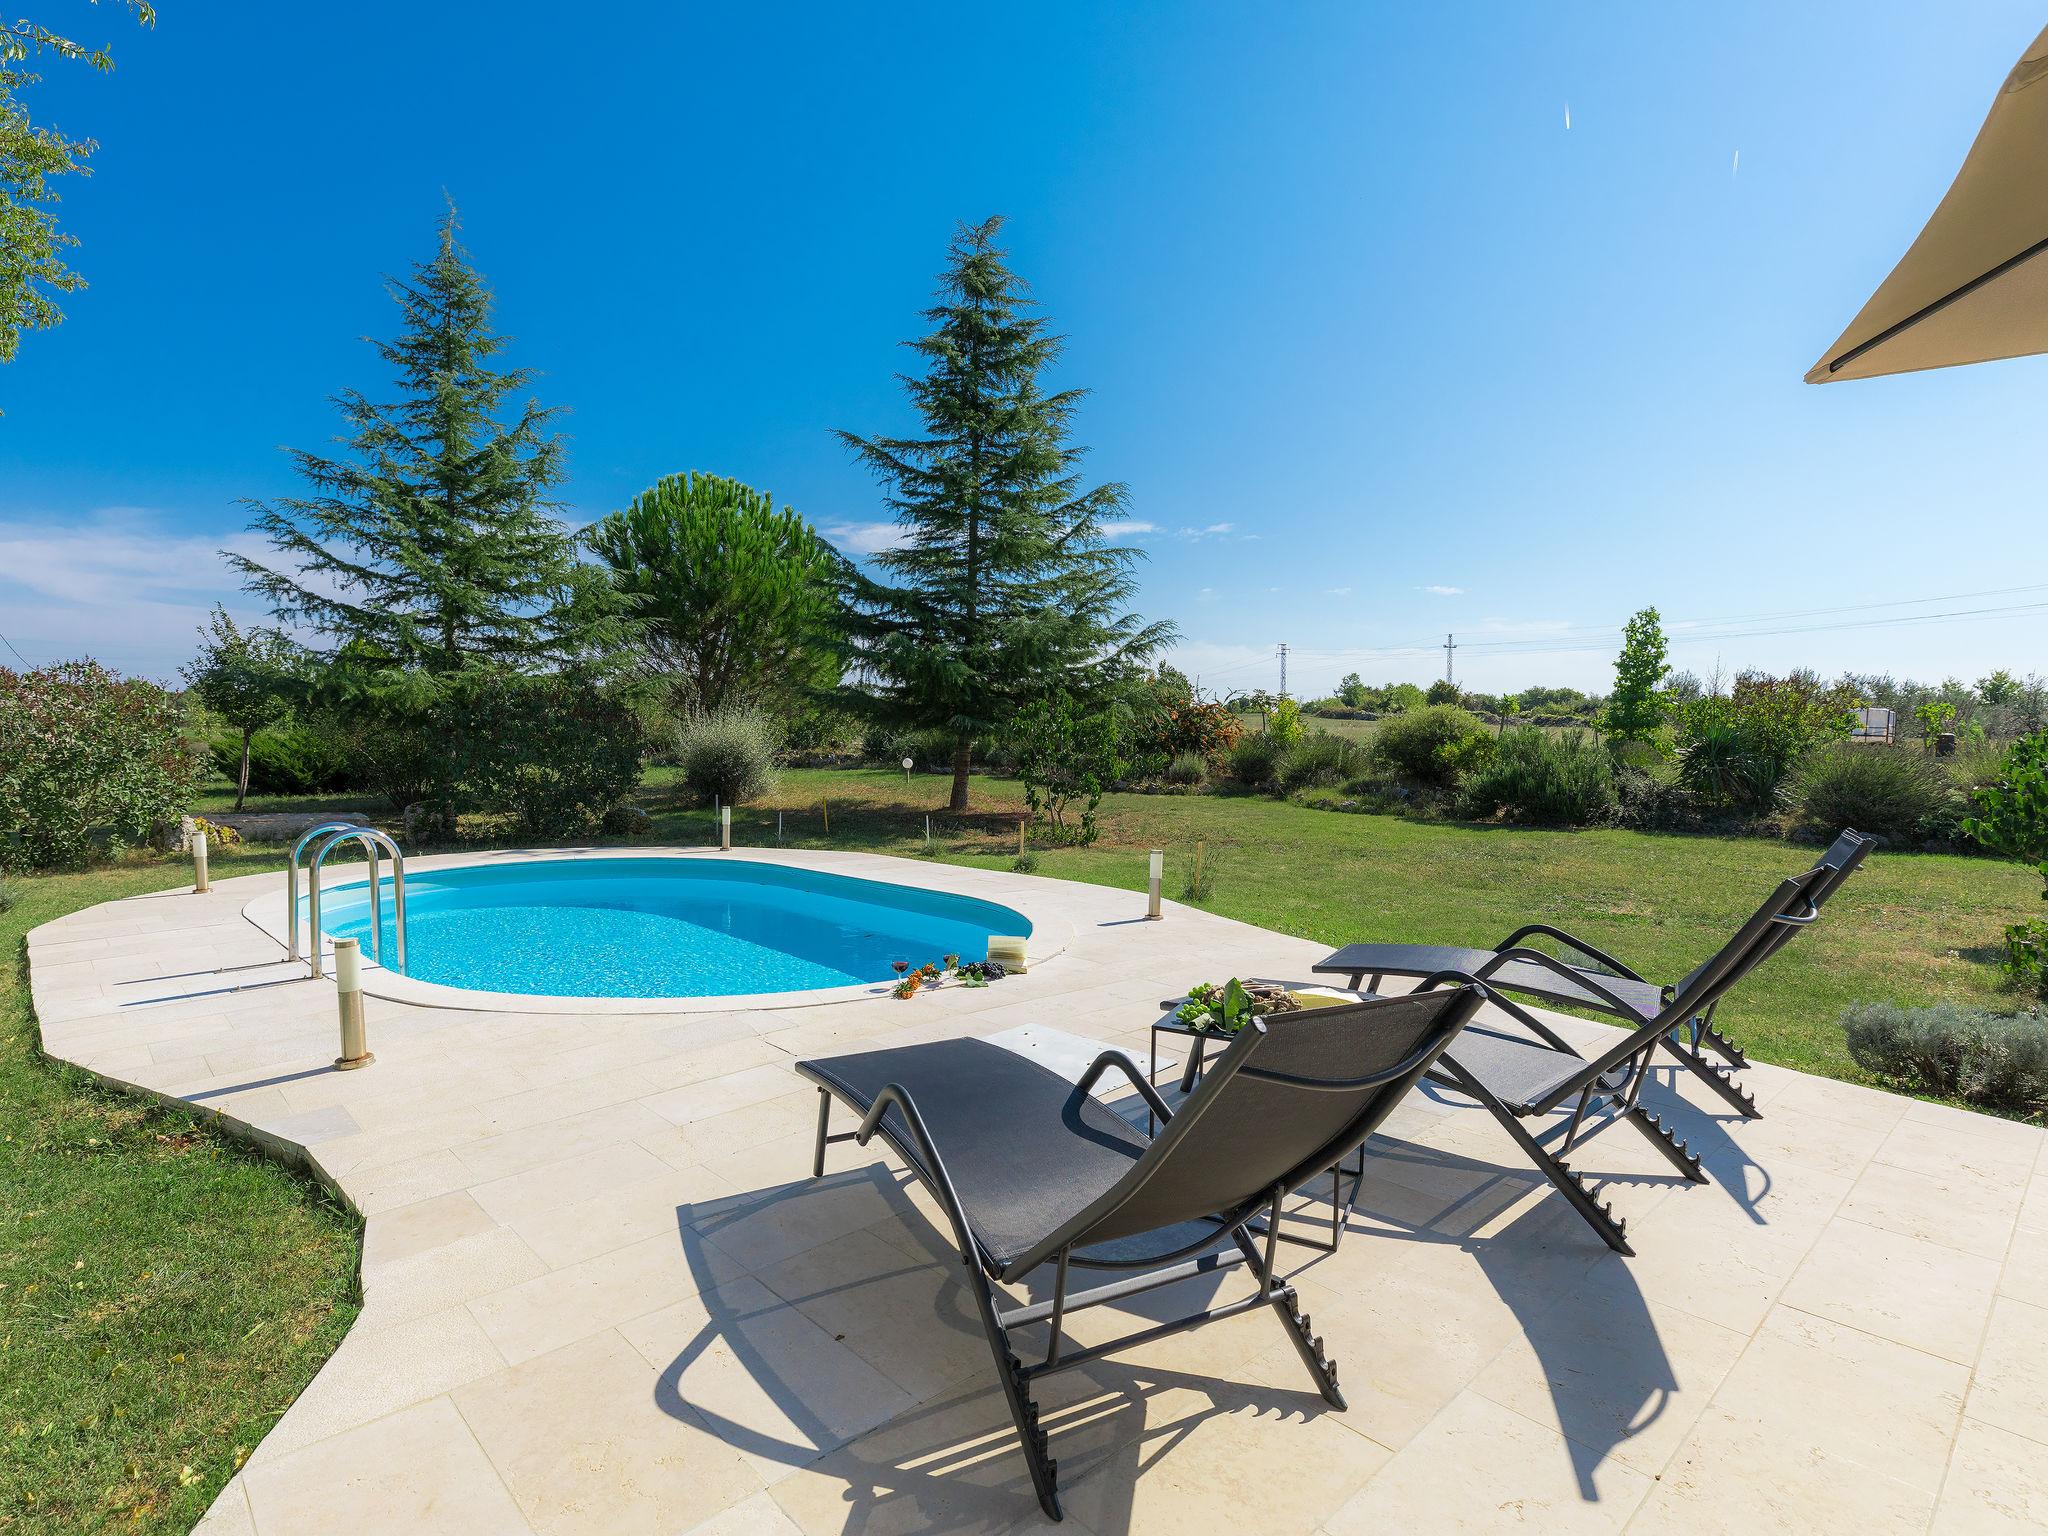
[27,849,2048,1535]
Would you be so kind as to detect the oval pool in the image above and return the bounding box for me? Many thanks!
[311,858,1032,999]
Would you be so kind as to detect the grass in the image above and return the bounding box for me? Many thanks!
[0,759,2032,1529]
[0,851,360,1534]
[730,766,2039,1088]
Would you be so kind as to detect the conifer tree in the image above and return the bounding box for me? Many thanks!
[838,216,1172,811]
[229,209,587,673]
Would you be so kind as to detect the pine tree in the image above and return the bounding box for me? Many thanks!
[229,209,587,673]
[839,216,1173,811]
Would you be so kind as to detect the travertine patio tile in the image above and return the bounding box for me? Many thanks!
[1874,1116,2040,1185]
[453,1100,673,1184]
[1706,1306,1969,1492]
[348,1147,480,1214]
[506,1161,750,1269]
[681,1491,808,1535]
[1839,1157,2025,1261]
[364,1190,500,1269]
[467,1140,675,1226]
[1324,1390,1650,1533]
[638,1089,822,1171]
[616,1273,918,1479]
[466,1232,715,1365]
[252,1305,507,1461]
[1780,1219,2001,1364]
[1963,1296,2048,1445]
[1764,1072,1912,1133]
[764,1369,1140,1536]
[451,1329,765,1536]
[2000,1221,2048,1308]
[1059,1382,1387,1536]
[242,1396,531,1534]
[190,1477,256,1534]
[1931,1417,2048,1534]
[644,1062,804,1127]
[694,1163,918,1274]
[358,1225,552,1333]
[1465,1263,1749,1476]
[754,1225,992,1400]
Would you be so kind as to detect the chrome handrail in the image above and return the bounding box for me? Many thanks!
[288,821,365,963]
[299,824,408,978]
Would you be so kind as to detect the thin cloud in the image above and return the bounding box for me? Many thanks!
[1325,587,1353,598]
[1099,519,1159,539]
[1419,584,1465,596]
[1175,522,1236,540]
[821,521,910,557]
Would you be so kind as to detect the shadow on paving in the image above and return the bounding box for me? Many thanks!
[637,1086,1776,1529]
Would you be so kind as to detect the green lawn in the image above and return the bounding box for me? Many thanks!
[1,762,2034,1530]
[1,852,360,1535]
[735,767,2038,1086]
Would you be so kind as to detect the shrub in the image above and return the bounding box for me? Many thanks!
[1789,744,1954,845]
[1011,851,1040,874]
[1673,673,1861,811]
[1460,728,1616,826]
[1164,751,1208,787]
[210,720,355,796]
[1225,732,1285,789]
[1842,1000,2048,1112]
[1372,706,1492,788]
[2002,921,2048,997]
[1267,697,1305,749]
[1964,729,2048,877]
[1277,731,1366,792]
[0,876,16,914]
[1611,765,1697,831]
[1013,690,1123,845]
[0,660,206,869]
[461,675,645,837]
[678,707,780,808]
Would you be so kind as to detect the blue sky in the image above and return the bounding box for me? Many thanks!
[3,2,2045,697]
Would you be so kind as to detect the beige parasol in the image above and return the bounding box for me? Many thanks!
[1808,23,2048,383]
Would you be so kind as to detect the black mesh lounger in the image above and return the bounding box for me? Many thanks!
[1312,829,1873,1123]
[798,985,1482,1522]
[1350,843,1865,1255]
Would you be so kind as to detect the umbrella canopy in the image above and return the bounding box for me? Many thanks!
[1808,23,2048,383]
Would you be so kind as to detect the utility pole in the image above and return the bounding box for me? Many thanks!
[1443,633,1457,686]
[1278,642,1289,699]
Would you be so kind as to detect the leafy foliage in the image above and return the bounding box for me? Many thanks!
[456,674,644,837]
[1267,697,1305,748]
[1163,751,1208,786]
[229,212,593,672]
[182,606,301,808]
[1842,1000,2048,1112]
[1460,727,1616,826]
[837,216,1172,810]
[1372,705,1493,788]
[1424,679,1459,707]
[1011,690,1123,844]
[1603,606,1670,751]
[1224,732,1285,789]
[1120,667,1240,774]
[587,472,845,716]
[0,660,202,868]
[677,707,780,807]
[1963,730,2048,891]
[207,722,353,797]
[1673,672,1861,811]
[1789,744,1954,845]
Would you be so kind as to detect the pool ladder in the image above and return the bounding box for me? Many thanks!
[288,822,408,977]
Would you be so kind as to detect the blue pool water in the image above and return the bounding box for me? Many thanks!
[312,858,1030,998]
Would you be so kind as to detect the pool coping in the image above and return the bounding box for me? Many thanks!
[237,845,1079,1015]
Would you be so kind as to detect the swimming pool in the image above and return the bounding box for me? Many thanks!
[310,857,1033,999]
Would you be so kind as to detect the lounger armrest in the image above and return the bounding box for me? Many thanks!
[1076,1049,1175,1127]
[1494,924,1646,982]
[1414,964,1581,1054]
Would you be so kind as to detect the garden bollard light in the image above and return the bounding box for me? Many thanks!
[720,805,731,850]
[1146,849,1164,920]
[1018,819,1027,858]
[333,938,374,1070]
[777,810,784,846]
[192,825,210,894]
[925,814,932,847]
[822,798,830,836]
